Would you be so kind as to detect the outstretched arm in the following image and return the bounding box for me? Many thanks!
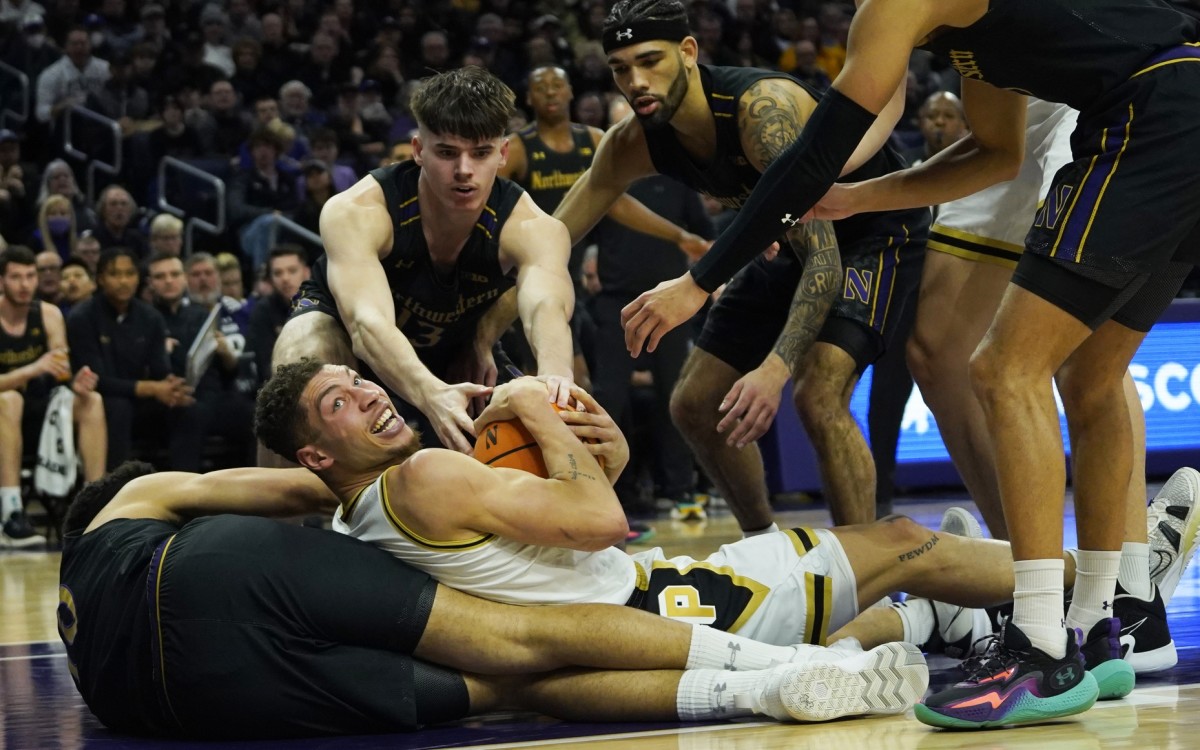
[716,221,841,447]
[88,468,339,532]
[554,118,657,245]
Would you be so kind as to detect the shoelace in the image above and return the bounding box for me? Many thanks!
[958,628,1032,683]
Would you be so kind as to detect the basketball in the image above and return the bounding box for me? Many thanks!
[474,405,603,477]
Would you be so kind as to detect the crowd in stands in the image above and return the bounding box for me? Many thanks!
[1,0,1198,545]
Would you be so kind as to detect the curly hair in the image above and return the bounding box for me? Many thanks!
[62,461,157,534]
[254,357,324,462]
[409,65,514,142]
[604,0,689,31]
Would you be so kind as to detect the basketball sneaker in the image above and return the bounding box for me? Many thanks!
[625,522,656,546]
[1078,618,1135,700]
[1114,582,1176,673]
[737,642,929,722]
[915,622,1098,729]
[0,512,46,550]
[939,506,983,540]
[1147,467,1200,602]
[670,494,707,522]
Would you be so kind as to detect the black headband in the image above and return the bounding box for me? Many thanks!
[602,19,690,54]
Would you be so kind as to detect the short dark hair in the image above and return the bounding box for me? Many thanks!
[409,66,514,142]
[605,0,689,31]
[96,247,139,277]
[62,257,93,278]
[310,127,338,149]
[268,244,308,269]
[0,245,37,275]
[147,250,183,269]
[255,357,324,461]
[62,461,157,534]
[248,127,282,151]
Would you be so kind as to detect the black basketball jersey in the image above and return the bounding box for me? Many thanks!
[517,122,596,213]
[920,0,1200,111]
[58,519,179,734]
[644,64,920,250]
[313,161,523,370]
[0,301,51,397]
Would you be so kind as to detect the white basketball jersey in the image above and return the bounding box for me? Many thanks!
[332,470,639,606]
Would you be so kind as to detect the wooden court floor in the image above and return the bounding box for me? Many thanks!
[3,491,1199,750]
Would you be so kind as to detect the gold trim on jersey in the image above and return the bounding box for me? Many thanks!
[1132,42,1200,78]
[379,467,495,550]
[397,196,421,227]
[340,481,371,519]
[475,205,498,240]
[927,224,1023,269]
[646,559,771,634]
[1074,103,1133,262]
[804,571,834,645]
[782,526,820,556]
[153,534,182,726]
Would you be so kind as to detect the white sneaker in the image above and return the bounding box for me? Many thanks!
[939,506,983,539]
[738,642,928,722]
[1147,467,1200,603]
[0,512,46,550]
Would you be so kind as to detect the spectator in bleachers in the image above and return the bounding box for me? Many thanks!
[31,194,75,260]
[785,39,832,92]
[203,78,253,158]
[215,251,247,306]
[296,31,350,111]
[59,256,94,315]
[147,212,182,258]
[74,229,100,273]
[573,41,615,97]
[292,158,335,238]
[230,39,273,107]
[247,244,308,384]
[37,159,95,230]
[67,247,190,470]
[258,13,299,90]
[229,126,300,270]
[237,95,308,169]
[331,0,372,50]
[417,29,455,75]
[0,245,105,548]
[85,48,153,137]
[325,81,386,165]
[815,2,851,78]
[472,12,523,88]
[95,0,139,57]
[692,9,739,66]
[199,3,235,77]
[0,0,45,24]
[34,248,62,304]
[303,127,355,192]
[528,14,575,71]
[34,26,110,125]
[131,3,169,55]
[278,79,326,142]
[573,91,606,130]
[901,91,968,167]
[2,16,61,121]
[158,31,224,102]
[146,93,205,163]
[0,129,37,242]
[43,0,83,44]
[361,43,406,109]
[91,184,147,258]
[227,0,263,44]
[128,42,163,102]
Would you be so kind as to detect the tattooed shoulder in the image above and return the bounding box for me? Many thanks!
[739,78,806,168]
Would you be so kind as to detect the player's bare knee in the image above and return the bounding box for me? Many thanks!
[0,390,24,422]
[966,343,1012,409]
[877,514,943,564]
[1055,361,1121,419]
[905,330,939,392]
[792,380,839,433]
[74,390,103,420]
[669,375,717,436]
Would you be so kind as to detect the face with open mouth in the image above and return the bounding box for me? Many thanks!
[607,41,689,131]
[414,129,508,212]
[302,364,420,469]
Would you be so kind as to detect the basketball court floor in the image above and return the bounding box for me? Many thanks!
[3,489,1198,749]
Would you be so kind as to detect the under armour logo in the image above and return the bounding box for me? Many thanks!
[1053,666,1076,687]
[781,213,801,227]
[616,28,633,41]
[712,681,728,713]
[725,641,742,671]
[1101,600,1111,611]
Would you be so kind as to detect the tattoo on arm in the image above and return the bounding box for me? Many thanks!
[565,454,596,482]
[741,79,804,168]
[772,220,841,377]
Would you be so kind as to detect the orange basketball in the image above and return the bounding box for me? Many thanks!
[474,404,603,477]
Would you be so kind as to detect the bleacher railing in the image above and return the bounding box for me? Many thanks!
[63,104,122,204]
[0,61,29,128]
[156,157,227,257]
[267,213,323,251]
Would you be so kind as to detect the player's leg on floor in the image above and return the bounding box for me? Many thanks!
[793,342,875,526]
[671,349,775,534]
[906,251,1013,538]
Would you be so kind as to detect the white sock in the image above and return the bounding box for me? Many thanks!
[676,669,761,720]
[686,624,797,671]
[1118,541,1152,600]
[0,487,21,521]
[891,598,935,646]
[743,522,779,538]
[1066,549,1120,635]
[1012,559,1068,658]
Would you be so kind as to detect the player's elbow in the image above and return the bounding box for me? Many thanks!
[574,512,630,551]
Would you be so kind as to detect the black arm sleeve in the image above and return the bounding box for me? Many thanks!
[689,88,877,292]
